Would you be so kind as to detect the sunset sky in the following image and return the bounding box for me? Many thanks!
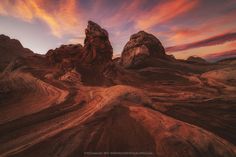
[0,0,236,61]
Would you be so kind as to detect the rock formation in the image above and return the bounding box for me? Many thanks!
[121,31,166,68]
[46,44,83,64]
[46,21,113,68]
[45,21,114,84]
[0,34,33,71]
[1,21,236,157]
[187,56,208,64]
[82,21,113,64]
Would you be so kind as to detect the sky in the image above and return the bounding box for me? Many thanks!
[0,0,236,61]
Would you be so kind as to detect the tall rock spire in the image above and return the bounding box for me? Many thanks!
[82,21,113,64]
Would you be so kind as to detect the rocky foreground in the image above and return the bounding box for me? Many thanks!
[0,21,236,157]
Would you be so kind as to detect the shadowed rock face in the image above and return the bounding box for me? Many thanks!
[0,34,33,71]
[44,21,114,84]
[121,31,166,68]
[46,21,113,67]
[82,21,113,64]
[46,44,84,64]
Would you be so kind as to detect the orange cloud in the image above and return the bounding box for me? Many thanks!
[169,28,201,43]
[0,0,83,37]
[228,41,236,48]
[136,0,198,29]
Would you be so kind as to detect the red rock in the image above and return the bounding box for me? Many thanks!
[0,34,33,71]
[46,44,84,65]
[82,21,113,64]
[121,31,166,68]
[46,21,113,68]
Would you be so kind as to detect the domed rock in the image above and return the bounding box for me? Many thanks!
[82,21,113,64]
[121,31,166,68]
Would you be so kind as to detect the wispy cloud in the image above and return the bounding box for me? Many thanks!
[100,0,198,30]
[166,32,236,52]
[136,0,198,30]
[0,0,84,37]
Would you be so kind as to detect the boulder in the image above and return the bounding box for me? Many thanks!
[121,31,166,68]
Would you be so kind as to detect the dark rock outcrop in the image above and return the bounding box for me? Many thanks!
[82,21,113,64]
[0,34,33,71]
[45,21,114,85]
[187,56,208,64]
[46,21,113,67]
[121,31,166,68]
[46,44,83,65]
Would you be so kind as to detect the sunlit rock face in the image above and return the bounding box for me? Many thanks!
[0,34,33,71]
[121,31,165,68]
[82,21,113,64]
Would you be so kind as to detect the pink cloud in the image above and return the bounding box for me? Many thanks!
[136,0,199,29]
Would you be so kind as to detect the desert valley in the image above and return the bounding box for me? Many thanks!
[0,21,236,157]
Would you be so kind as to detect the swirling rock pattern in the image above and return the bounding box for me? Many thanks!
[0,22,236,157]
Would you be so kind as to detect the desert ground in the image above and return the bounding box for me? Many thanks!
[0,21,235,157]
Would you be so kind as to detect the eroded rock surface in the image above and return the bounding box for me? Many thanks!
[121,31,166,68]
[46,44,83,65]
[0,22,236,157]
[82,21,113,64]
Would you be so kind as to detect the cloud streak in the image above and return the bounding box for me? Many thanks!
[136,0,198,29]
[204,49,236,61]
[100,0,198,30]
[166,32,236,52]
